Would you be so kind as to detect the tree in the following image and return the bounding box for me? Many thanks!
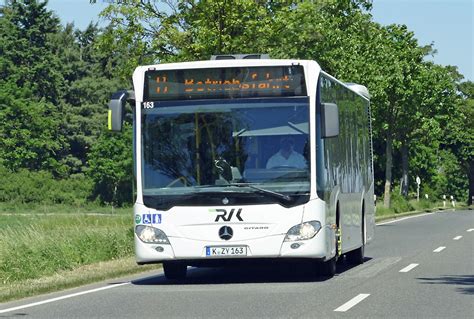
[399,63,460,198]
[94,0,373,73]
[0,81,64,172]
[442,81,474,203]
[0,0,64,104]
[92,0,471,208]
[54,23,126,175]
[0,0,131,202]
[87,126,133,206]
[0,1,66,173]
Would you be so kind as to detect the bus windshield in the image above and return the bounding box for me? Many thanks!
[141,97,310,205]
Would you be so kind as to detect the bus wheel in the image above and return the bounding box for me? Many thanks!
[319,257,336,277]
[346,244,364,265]
[163,261,187,280]
[347,209,365,265]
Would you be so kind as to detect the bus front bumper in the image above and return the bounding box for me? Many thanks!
[135,226,332,264]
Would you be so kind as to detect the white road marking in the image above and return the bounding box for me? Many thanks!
[334,293,370,312]
[433,246,446,253]
[399,263,419,273]
[0,282,129,314]
[376,213,434,226]
[467,228,474,232]
[453,236,462,240]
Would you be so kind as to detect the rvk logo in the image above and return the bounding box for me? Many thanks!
[211,208,243,222]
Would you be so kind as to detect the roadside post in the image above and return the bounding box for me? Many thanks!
[450,195,455,208]
[416,176,421,201]
[443,195,446,208]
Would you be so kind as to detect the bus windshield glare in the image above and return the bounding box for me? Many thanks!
[141,97,310,205]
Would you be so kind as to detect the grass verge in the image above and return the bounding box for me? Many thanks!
[0,202,131,215]
[0,205,138,303]
[0,257,158,303]
[0,214,135,283]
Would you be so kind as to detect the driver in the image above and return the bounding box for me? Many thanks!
[266,137,307,169]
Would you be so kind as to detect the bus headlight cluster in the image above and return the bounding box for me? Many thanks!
[135,225,170,244]
[284,221,321,242]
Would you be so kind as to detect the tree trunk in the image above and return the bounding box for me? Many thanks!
[401,141,409,197]
[383,135,393,208]
[112,183,118,214]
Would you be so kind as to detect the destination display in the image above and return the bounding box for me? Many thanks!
[144,66,306,101]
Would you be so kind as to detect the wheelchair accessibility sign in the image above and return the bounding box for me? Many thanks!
[141,213,162,224]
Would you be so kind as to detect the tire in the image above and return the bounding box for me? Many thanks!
[317,215,339,277]
[163,261,187,280]
[346,244,364,265]
[319,257,336,277]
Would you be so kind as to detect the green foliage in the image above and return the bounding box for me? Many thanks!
[0,0,63,104]
[1,1,132,204]
[0,1,68,174]
[0,82,65,172]
[0,202,131,215]
[443,81,474,203]
[0,0,471,208]
[101,0,471,207]
[54,22,128,175]
[410,199,435,211]
[0,165,93,205]
[376,196,441,216]
[389,192,414,214]
[87,126,134,206]
[429,150,469,202]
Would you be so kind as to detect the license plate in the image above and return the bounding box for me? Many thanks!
[205,246,247,257]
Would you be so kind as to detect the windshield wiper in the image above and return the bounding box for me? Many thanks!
[195,183,292,202]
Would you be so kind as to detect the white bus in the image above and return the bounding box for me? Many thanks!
[108,55,375,279]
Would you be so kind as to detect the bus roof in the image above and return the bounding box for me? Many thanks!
[345,83,370,99]
[136,59,317,72]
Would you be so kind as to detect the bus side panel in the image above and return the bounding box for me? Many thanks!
[339,192,364,253]
[317,73,373,254]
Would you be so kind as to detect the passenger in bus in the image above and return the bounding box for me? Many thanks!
[266,137,307,169]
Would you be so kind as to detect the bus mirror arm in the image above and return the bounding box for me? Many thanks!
[108,90,135,132]
[321,102,339,138]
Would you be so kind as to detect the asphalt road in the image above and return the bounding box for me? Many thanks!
[1,210,473,318]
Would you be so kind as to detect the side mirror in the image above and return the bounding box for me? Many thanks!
[321,102,339,138]
[108,90,135,132]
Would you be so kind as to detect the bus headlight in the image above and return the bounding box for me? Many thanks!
[284,221,321,242]
[135,225,170,244]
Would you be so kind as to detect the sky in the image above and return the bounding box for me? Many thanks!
[46,0,473,81]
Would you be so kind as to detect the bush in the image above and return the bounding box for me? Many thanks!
[389,192,414,214]
[375,205,394,216]
[410,199,431,210]
[430,150,469,202]
[87,127,133,206]
[0,166,93,205]
[376,192,444,217]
